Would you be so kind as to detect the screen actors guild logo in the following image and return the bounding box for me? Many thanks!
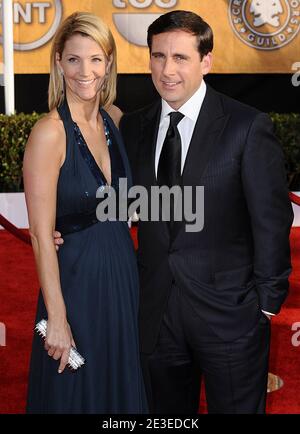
[229,0,300,50]
[250,0,283,27]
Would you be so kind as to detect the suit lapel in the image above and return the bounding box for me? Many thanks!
[138,101,170,241]
[139,100,161,188]
[171,86,229,241]
[182,85,228,183]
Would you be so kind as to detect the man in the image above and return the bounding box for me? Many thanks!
[119,10,293,414]
[55,10,293,413]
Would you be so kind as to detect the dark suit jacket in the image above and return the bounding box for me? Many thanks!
[120,84,293,354]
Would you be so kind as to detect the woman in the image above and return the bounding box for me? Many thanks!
[23,12,147,413]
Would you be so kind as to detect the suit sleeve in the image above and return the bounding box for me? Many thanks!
[241,112,293,314]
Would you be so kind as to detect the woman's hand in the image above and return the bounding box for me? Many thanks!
[44,318,76,373]
[53,231,64,251]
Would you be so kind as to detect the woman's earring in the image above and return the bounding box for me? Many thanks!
[60,70,65,95]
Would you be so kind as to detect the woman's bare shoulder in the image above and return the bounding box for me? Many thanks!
[106,104,123,128]
[26,109,66,160]
[38,109,64,130]
[29,110,65,143]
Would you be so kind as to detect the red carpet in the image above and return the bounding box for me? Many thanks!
[0,227,299,414]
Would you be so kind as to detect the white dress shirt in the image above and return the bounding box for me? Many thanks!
[155,80,207,176]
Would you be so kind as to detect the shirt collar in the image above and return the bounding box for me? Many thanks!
[160,80,207,123]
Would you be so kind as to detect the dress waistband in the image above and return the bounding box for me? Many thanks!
[55,209,99,236]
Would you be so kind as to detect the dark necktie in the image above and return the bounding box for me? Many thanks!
[157,111,184,188]
[157,111,184,232]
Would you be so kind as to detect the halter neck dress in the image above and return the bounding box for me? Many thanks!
[26,98,147,414]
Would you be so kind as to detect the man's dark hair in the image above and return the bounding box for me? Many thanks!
[147,10,213,59]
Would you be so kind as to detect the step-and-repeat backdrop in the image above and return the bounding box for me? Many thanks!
[0,0,300,73]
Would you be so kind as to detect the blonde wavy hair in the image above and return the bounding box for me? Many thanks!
[48,12,117,111]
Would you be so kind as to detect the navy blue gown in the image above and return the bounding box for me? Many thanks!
[26,98,147,414]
